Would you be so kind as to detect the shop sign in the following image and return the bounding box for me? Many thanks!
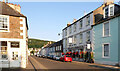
[11,42,19,48]
[87,44,90,49]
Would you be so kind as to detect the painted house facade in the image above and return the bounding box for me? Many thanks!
[0,2,28,68]
[62,1,115,61]
[93,3,120,65]
[62,12,94,60]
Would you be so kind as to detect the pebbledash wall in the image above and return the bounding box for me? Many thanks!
[0,15,28,68]
[93,16,120,65]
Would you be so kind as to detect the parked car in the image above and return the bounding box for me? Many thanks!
[60,55,72,62]
[53,55,56,60]
[55,56,61,61]
[50,55,54,59]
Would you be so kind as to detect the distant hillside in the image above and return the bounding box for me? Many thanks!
[28,38,55,48]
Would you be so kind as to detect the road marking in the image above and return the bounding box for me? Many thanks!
[30,56,47,69]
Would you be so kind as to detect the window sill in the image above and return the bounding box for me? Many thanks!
[0,30,10,32]
[102,56,110,59]
[102,35,111,38]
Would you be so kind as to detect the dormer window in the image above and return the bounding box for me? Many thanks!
[110,6,113,16]
[104,4,114,18]
[105,8,109,18]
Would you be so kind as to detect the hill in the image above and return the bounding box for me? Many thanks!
[28,38,55,48]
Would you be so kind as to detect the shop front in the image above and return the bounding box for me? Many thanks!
[0,39,27,68]
[67,44,94,63]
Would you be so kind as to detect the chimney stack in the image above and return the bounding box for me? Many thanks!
[67,22,71,27]
[6,3,21,13]
[73,19,77,23]
[104,0,114,5]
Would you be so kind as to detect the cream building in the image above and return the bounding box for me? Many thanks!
[0,2,28,68]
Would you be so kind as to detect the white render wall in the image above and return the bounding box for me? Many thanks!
[62,13,93,52]
[0,17,28,68]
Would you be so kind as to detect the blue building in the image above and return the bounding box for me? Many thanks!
[93,3,120,66]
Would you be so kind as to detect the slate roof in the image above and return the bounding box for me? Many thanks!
[0,2,26,17]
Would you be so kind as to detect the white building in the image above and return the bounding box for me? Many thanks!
[0,2,28,68]
[62,12,93,55]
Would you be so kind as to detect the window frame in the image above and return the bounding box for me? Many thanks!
[0,15,9,32]
[0,41,8,59]
[102,43,110,58]
[86,15,90,26]
[103,21,110,37]
[79,33,83,44]
[86,31,90,42]
[79,20,83,29]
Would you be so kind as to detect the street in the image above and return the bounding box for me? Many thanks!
[28,56,118,71]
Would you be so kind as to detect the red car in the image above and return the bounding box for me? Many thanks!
[60,55,72,62]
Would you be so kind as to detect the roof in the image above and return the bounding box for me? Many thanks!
[0,2,26,17]
[0,2,28,30]
[62,11,93,31]
[92,4,120,27]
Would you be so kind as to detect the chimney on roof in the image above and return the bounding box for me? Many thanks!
[103,0,114,5]
[67,22,71,27]
[6,3,21,13]
[73,19,77,23]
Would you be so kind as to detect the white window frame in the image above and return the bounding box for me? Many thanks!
[103,21,110,37]
[79,33,83,44]
[104,4,114,18]
[74,24,76,32]
[86,31,90,42]
[86,15,90,26]
[102,43,110,58]
[79,20,82,29]
[0,41,8,59]
[0,15,9,32]
[69,26,72,34]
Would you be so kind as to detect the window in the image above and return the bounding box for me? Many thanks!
[60,46,61,50]
[65,29,67,36]
[12,52,18,60]
[74,24,76,32]
[105,8,109,18]
[103,22,110,36]
[86,31,90,42]
[74,35,77,44]
[69,26,72,34]
[79,20,82,29]
[86,16,90,26]
[0,41,7,59]
[65,39,67,47]
[110,7,113,16]
[80,33,83,43]
[103,44,109,57]
[0,16,9,31]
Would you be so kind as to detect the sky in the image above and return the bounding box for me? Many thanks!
[14,2,105,41]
